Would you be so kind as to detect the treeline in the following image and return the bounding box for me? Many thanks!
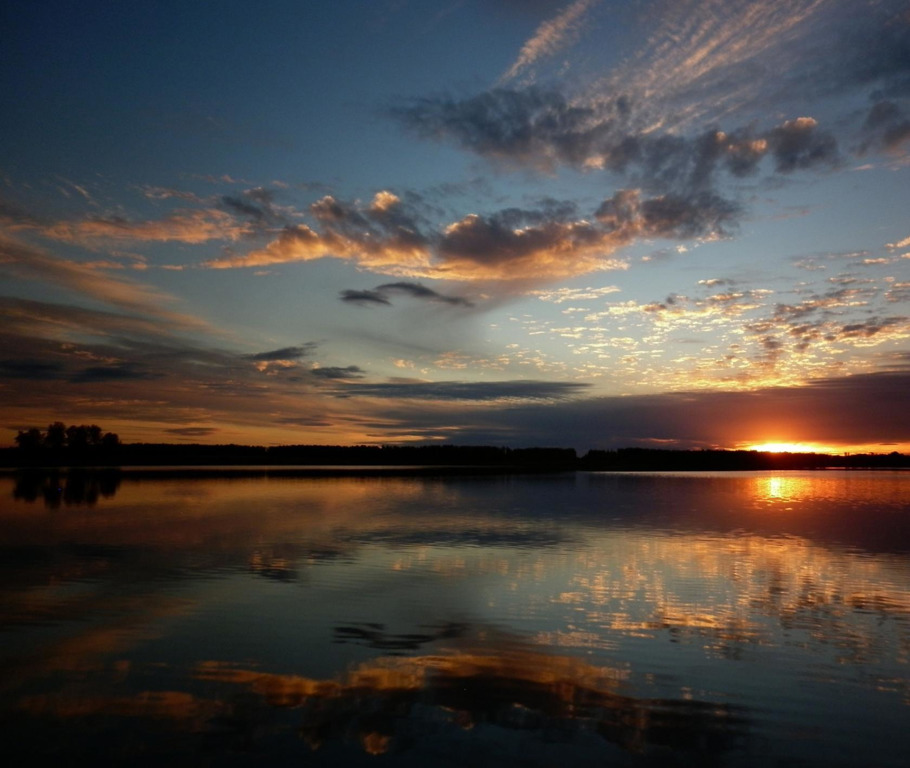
[3,425,909,470]
[12,422,121,459]
[80,443,578,469]
[2,432,578,469]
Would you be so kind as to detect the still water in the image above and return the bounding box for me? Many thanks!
[1,469,908,766]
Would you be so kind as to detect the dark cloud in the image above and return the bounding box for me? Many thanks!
[437,211,599,265]
[341,281,474,307]
[165,427,219,438]
[837,316,907,340]
[860,100,910,153]
[640,193,740,239]
[340,289,392,306]
[765,118,839,173]
[243,344,318,362]
[378,282,474,306]
[595,189,740,239]
[388,87,616,172]
[336,379,590,402]
[363,370,910,450]
[220,187,285,229]
[390,87,840,191]
[309,366,366,380]
[221,195,268,221]
[0,359,64,380]
[70,364,158,383]
[310,192,429,252]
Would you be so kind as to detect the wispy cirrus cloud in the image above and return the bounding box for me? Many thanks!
[499,0,600,85]
[0,234,211,331]
[610,0,832,125]
[41,208,252,245]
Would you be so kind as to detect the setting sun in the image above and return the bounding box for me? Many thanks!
[745,442,840,454]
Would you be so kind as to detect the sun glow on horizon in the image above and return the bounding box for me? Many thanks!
[744,442,841,454]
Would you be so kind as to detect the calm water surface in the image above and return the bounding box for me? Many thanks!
[1,470,908,766]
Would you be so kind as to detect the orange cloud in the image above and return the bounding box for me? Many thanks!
[0,234,211,330]
[203,188,740,282]
[43,208,251,245]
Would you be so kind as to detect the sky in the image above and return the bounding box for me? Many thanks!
[1,0,909,452]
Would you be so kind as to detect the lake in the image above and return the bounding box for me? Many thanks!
[1,469,908,766]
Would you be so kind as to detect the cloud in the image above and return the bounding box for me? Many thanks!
[218,186,292,230]
[341,281,473,307]
[392,87,840,184]
[430,208,629,280]
[276,416,335,428]
[389,87,621,173]
[340,289,393,306]
[499,0,599,84]
[737,285,910,356]
[140,186,208,203]
[532,285,621,303]
[765,117,839,173]
[377,282,474,306]
[70,363,160,383]
[42,209,251,245]
[0,234,212,331]
[607,0,909,127]
[164,427,219,438]
[243,344,318,362]
[0,296,359,443]
[309,365,367,380]
[333,378,590,402]
[0,359,65,380]
[206,187,743,281]
[221,195,269,221]
[206,192,432,272]
[860,101,910,154]
[595,189,740,239]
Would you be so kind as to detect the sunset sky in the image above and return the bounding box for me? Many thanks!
[2,0,909,452]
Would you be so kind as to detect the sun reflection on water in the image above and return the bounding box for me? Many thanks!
[753,474,816,503]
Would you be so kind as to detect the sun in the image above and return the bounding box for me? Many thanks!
[745,442,837,454]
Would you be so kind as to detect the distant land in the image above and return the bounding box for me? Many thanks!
[2,440,909,472]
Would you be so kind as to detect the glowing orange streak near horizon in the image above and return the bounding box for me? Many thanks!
[744,442,841,454]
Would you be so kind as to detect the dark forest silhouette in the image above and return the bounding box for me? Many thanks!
[2,421,908,470]
[13,421,120,456]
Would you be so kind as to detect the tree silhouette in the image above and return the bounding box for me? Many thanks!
[11,421,120,463]
[44,421,67,450]
[14,427,43,451]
